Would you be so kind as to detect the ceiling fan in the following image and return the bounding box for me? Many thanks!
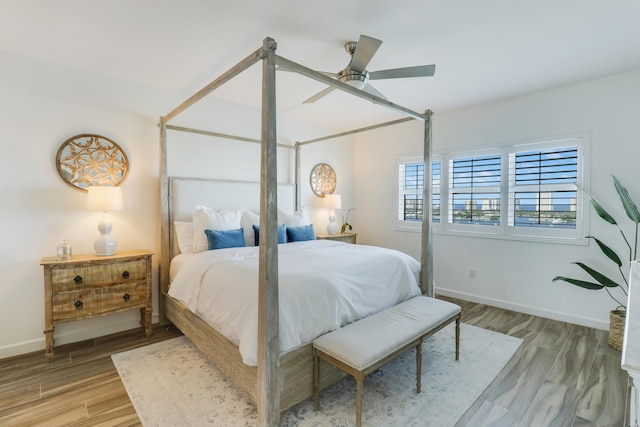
[303,34,436,104]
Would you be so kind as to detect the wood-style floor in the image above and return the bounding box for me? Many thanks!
[0,298,630,426]
[442,296,631,427]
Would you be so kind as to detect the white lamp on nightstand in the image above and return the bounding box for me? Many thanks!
[325,194,342,235]
[87,185,124,256]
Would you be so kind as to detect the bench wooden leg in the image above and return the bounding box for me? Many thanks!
[355,373,363,427]
[416,339,422,393]
[313,349,320,411]
[455,316,460,361]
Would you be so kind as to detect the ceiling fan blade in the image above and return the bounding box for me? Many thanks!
[350,35,382,72]
[362,83,387,100]
[369,64,436,80]
[303,86,336,104]
[277,66,338,78]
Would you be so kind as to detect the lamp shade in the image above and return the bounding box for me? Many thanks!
[324,194,342,210]
[87,186,124,211]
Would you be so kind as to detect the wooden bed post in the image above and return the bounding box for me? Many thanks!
[420,110,434,297]
[159,122,170,320]
[295,141,301,211]
[258,36,280,427]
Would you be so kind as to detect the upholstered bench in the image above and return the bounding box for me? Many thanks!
[312,295,461,427]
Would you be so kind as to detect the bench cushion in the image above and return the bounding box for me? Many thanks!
[313,296,461,370]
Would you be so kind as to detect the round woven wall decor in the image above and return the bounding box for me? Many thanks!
[309,163,337,197]
[56,134,129,192]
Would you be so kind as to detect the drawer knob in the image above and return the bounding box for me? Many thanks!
[123,293,131,302]
[74,275,83,285]
[122,271,130,279]
[74,300,83,310]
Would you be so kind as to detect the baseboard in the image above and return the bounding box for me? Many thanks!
[0,337,45,360]
[0,313,161,360]
[436,287,609,331]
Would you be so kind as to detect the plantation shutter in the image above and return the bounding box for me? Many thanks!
[509,147,578,228]
[449,154,501,225]
[398,160,440,222]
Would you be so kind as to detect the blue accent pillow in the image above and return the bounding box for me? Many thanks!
[252,224,287,245]
[205,228,246,250]
[286,224,316,242]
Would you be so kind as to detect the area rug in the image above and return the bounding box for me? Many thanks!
[112,323,522,426]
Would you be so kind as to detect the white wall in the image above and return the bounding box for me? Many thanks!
[354,69,640,330]
[0,51,353,359]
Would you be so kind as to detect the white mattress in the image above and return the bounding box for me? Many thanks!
[168,240,421,366]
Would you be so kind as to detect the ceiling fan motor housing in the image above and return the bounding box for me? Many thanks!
[339,69,369,89]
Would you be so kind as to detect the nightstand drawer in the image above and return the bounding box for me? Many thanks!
[51,259,147,292]
[52,282,147,321]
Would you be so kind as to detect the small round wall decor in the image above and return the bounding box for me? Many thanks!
[56,134,129,192]
[310,163,336,197]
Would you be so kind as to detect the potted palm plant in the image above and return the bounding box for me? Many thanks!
[553,175,638,350]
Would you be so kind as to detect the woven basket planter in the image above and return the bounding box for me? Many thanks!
[608,309,626,351]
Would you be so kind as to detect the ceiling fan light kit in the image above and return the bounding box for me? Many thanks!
[303,34,436,104]
[339,70,369,90]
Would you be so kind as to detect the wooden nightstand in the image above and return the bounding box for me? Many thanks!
[40,249,153,362]
[316,232,358,244]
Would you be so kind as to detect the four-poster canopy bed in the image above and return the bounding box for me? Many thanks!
[159,37,434,426]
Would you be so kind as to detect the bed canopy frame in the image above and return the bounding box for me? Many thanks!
[159,37,434,426]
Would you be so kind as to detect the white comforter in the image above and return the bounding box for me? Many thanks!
[168,240,421,366]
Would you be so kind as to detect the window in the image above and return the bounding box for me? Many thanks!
[449,154,501,226]
[397,156,441,228]
[432,161,441,223]
[396,133,587,242]
[402,162,423,221]
[509,148,578,229]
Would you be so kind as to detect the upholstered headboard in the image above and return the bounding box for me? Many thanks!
[168,177,295,258]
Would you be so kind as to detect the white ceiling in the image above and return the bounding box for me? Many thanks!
[2,0,640,130]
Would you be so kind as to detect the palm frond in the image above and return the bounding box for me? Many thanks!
[591,198,618,225]
[613,175,640,223]
[577,183,617,225]
[573,262,622,288]
[552,276,603,290]
[586,236,622,267]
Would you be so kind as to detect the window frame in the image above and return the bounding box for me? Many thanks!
[446,147,504,235]
[396,154,442,232]
[505,139,583,241]
[396,133,589,244]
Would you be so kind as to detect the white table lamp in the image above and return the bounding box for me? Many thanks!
[87,185,124,256]
[325,194,342,235]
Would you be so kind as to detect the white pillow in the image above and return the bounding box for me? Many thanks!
[278,207,310,227]
[192,206,242,252]
[241,208,260,247]
[173,221,194,254]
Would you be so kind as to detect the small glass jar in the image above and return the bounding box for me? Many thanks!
[56,240,72,260]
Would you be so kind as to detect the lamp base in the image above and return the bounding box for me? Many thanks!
[327,210,339,235]
[95,216,117,256]
[327,223,339,235]
[94,237,117,256]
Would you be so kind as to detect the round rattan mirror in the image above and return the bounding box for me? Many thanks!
[309,163,336,197]
[56,134,129,192]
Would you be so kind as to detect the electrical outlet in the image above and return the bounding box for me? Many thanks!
[469,269,476,279]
